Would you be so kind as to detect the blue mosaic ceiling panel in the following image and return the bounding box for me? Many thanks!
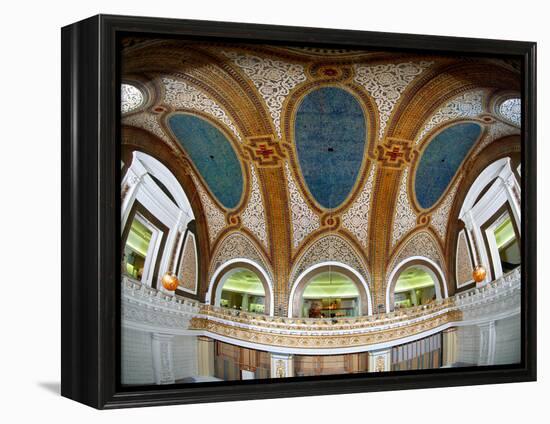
[415,122,482,209]
[294,87,367,209]
[168,114,244,209]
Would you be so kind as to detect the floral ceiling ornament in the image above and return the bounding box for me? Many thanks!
[178,233,198,294]
[354,61,433,140]
[189,173,226,244]
[388,230,444,279]
[222,51,307,139]
[392,167,417,247]
[456,229,474,287]
[342,164,377,248]
[121,83,145,114]
[209,232,273,282]
[431,181,460,241]
[123,112,172,144]
[241,164,268,248]
[284,162,320,248]
[162,77,243,142]
[473,121,520,156]
[498,98,521,127]
[415,90,485,145]
[290,234,371,288]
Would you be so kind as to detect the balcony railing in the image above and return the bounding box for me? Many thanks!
[122,267,520,349]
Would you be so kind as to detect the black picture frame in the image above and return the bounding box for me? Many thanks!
[61,14,537,409]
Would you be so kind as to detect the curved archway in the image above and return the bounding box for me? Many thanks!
[288,262,373,317]
[386,257,446,312]
[460,157,511,218]
[208,259,274,316]
[131,151,195,216]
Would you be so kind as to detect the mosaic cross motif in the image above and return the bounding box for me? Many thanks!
[376,138,414,169]
[244,135,285,167]
[255,144,275,160]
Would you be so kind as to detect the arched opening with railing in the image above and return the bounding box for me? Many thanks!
[288,262,373,318]
[209,260,274,315]
[386,258,446,312]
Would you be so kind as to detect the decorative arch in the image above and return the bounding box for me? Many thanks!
[209,232,273,284]
[290,234,371,290]
[389,230,445,273]
[207,258,274,316]
[131,151,195,216]
[121,126,211,300]
[460,157,511,218]
[288,261,373,317]
[387,230,447,307]
[444,136,520,294]
[385,256,447,312]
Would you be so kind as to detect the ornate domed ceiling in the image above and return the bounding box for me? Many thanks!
[121,38,521,311]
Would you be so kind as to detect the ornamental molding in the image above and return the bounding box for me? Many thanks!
[121,83,145,114]
[240,164,268,247]
[342,164,377,248]
[178,232,198,294]
[123,112,172,144]
[290,234,370,287]
[189,173,226,244]
[354,61,433,140]
[190,309,461,349]
[498,98,521,127]
[414,90,485,145]
[122,277,200,333]
[223,51,307,139]
[376,137,415,169]
[392,167,417,247]
[243,135,285,167]
[456,230,474,288]
[209,232,273,282]
[162,77,243,142]
[122,266,519,351]
[430,181,460,241]
[388,230,444,278]
[284,162,320,248]
[473,121,520,156]
[189,268,519,350]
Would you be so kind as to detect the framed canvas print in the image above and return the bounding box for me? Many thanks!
[61,14,536,409]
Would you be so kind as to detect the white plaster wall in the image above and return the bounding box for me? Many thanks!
[121,328,155,386]
[172,336,199,380]
[455,315,520,366]
[456,325,480,365]
[494,315,521,365]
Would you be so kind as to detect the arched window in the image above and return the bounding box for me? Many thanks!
[209,261,273,315]
[121,151,196,291]
[289,263,372,317]
[497,97,521,127]
[386,258,445,312]
[219,268,266,314]
[121,83,145,114]
[458,157,521,284]
[394,266,436,309]
[301,271,360,318]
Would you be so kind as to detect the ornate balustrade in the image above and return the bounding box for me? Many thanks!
[122,276,201,333]
[121,268,520,351]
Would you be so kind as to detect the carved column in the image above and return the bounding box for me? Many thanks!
[502,173,521,232]
[368,348,392,372]
[270,353,294,378]
[121,167,146,229]
[478,321,496,366]
[197,336,215,377]
[151,333,175,385]
[442,327,458,367]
